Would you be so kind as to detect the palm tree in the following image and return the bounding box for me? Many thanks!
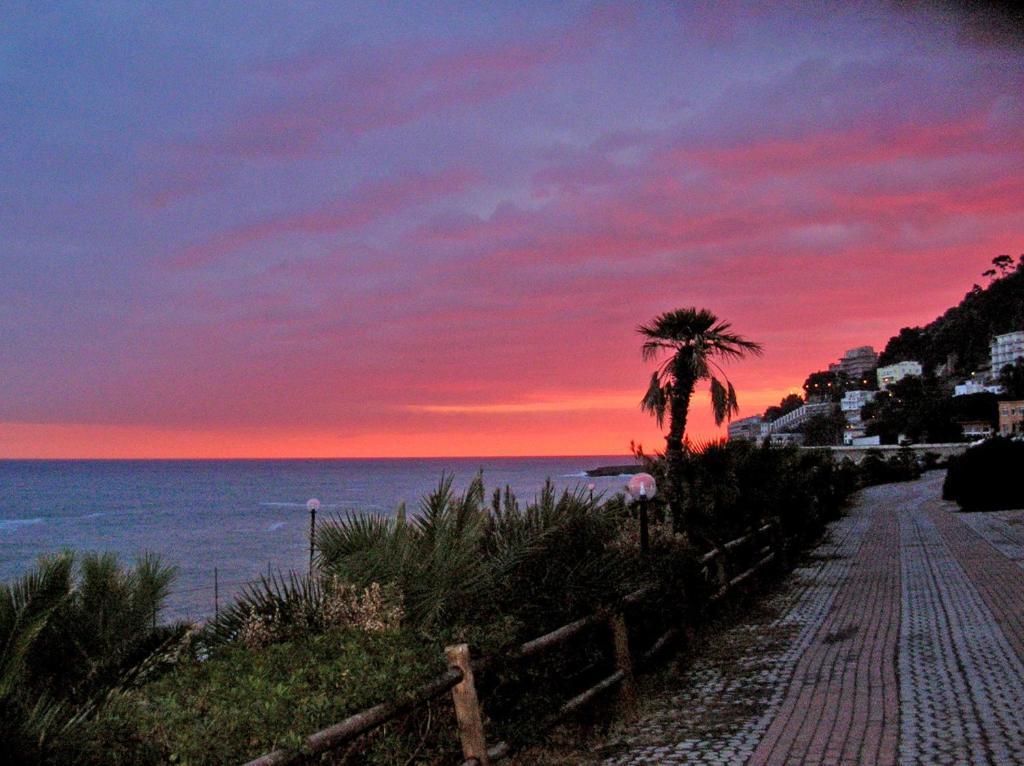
[638,308,762,533]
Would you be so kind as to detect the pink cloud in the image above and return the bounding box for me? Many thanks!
[182,6,634,161]
[170,167,478,269]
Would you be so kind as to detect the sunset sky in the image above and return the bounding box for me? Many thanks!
[2,2,1023,458]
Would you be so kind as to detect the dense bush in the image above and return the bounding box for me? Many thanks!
[315,474,640,643]
[943,438,1024,511]
[859,449,922,486]
[673,440,857,547]
[73,628,449,765]
[0,552,186,765]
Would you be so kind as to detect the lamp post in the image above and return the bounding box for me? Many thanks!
[587,482,596,504]
[306,498,321,578]
[626,473,657,554]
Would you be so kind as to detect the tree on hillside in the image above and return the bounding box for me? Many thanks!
[801,409,846,446]
[764,393,804,422]
[638,308,762,534]
[999,359,1024,399]
[803,370,848,402]
[862,374,961,444]
[879,255,1024,376]
[879,326,927,367]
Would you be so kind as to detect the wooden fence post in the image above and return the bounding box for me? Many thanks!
[715,553,729,594]
[772,521,788,568]
[445,643,490,765]
[608,611,638,715]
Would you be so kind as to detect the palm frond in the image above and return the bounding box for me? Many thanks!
[640,371,669,427]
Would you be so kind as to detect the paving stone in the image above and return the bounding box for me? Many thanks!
[597,473,1024,766]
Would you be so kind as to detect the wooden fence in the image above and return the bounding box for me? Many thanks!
[243,518,785,766]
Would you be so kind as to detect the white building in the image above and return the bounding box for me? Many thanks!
[841,389,876,417]
[840,389,876,440]
[877,361,922,390]
[953,380,1005,397]
[991,331,1024,374]
[727,415,763,442]
[765,402,834,433]
[960,421,995,440]
[844,434,881,446]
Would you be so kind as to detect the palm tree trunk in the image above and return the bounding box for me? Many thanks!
[666,363,694,535]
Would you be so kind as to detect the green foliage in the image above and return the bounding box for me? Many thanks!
[0,552,185,765]
[879,255,1024,375]
[72,629,450,766]
[802,370,848,402]
[859,449,922,486]
[800,409,846,446]
[764,393,804,422]
[7,453,862,765]
[316,473,496,631]
[863,374,962,444]
[316,474,637,642]
[999,359,1024,399]
[943,438,1024,511]
[678,440,855,546]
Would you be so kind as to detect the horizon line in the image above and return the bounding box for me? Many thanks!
[0,452,641,461]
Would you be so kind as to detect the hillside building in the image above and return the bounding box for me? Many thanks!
[727,415,764,442]
[961,420,995,440]
[953,380,1005,397]
[828,346,878,382]
[877,361,922,390]
[840,389,876,441]
[991,331,1024,374]
[999,400,1024,436]
[768,432,804,446]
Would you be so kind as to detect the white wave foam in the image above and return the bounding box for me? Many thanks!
[266,521,287,531]
[0,517,44,529]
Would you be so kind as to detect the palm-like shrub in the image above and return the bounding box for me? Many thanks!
[676,440,854,547]
[311,474,635,642]
[0,551,183,764]
[482,482,633,635]
[317,473,495,631]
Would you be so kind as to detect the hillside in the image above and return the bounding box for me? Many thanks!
[879,256,1024,376]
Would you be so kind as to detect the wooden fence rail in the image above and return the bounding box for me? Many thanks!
[244,518,785,766]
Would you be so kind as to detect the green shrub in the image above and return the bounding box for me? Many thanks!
[315,475,638,643]
[859,449,922,486]
[674,440,854,546]
[943,438,1024,511]
[70,628,450,765]
[1,551,187,765]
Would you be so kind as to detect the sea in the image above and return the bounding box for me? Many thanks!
[0,457,636,622]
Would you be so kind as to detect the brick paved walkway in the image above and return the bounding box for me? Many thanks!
[601,472,1024,765]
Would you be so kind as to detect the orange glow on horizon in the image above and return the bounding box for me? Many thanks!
[0,386,796,459]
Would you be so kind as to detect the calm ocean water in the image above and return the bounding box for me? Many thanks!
[0,457,635,621]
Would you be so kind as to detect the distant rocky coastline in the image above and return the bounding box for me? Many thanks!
[586,464,643,477]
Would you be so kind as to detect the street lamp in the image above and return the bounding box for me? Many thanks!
[587,482,596,504]
[625,473,657,553]
[306,498,321,577]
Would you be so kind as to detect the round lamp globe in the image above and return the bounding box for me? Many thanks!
[626,473,657,500]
